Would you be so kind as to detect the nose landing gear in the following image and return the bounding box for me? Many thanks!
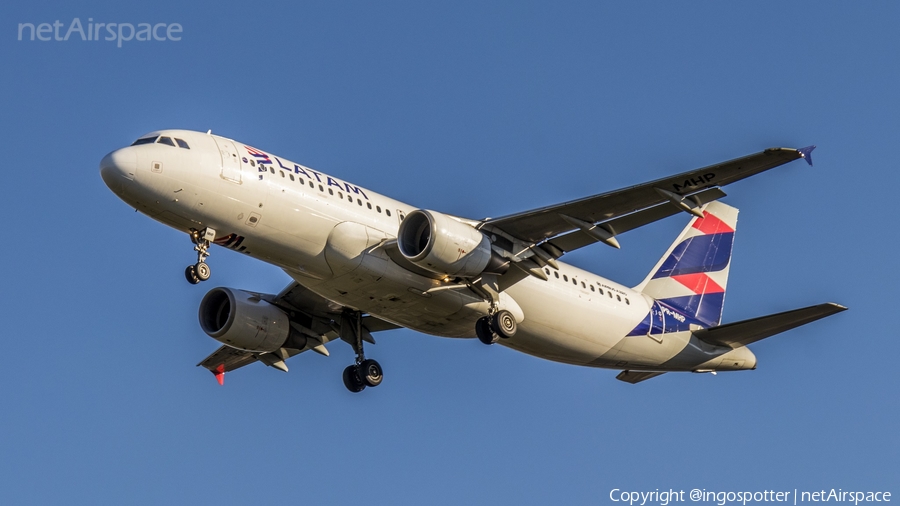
[185,227,216,285]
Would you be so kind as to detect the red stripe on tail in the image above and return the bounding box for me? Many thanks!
[692,211,734,235]
[672,273,725,294]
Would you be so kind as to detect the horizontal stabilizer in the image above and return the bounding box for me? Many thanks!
[616,370,666,384]
[693,302,847,348]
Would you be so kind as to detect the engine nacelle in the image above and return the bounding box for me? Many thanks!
[198,287,306,352]
[398,209,493,277]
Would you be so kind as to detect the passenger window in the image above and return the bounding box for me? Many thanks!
[617,295,621,301]
[544,268,550,275]
[157,136,175,147]
[347,195,353,202]
[572,278,577,285]
[339,192,344,199]
[281,171,285,178]
[357,199,363,206]
[289,174,295,181]
[328,188,334,195]
[554,271,559,279]
[608,292,613,298]
[309,181,314,188]
[386,210,391,217]
[590,285,595,292]
[581,281,586,288]
[367,203,372,209]
[319,185,324,192]
[131,136,158,145]
[625,298,630,305]
[599,288,604,295]
[563,275,568,282]
[175,138,190,149]
[269,167,274,174]
[250,160,256,167]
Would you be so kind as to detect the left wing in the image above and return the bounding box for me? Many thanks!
[197,281,401,382]
[480,146,814,259]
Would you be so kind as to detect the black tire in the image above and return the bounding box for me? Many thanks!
[491,310,517,338]
[342,365,366,393]
[185,265,200,285]
[475,316,499,345]
[195,262,211,281]
[359,359,383,387]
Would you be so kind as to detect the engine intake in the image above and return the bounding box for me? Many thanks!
[199,287,307,352]
[398,210,494,277]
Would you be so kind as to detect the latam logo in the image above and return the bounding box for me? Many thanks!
[244,145,271,165]
[244,145,370,200]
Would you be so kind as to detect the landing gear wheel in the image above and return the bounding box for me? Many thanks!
[186,227,215,284]
[184,265,200,285]
[491,309,517,339]
[476,316,499,345]
[359,359,383,387]
[194,262,211,281]
[342,365,366,393]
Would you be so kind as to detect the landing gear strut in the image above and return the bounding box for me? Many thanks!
[341,310,383,393]
[185,227,215,285]
[476,309,517,345]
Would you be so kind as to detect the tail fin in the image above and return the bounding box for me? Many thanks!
[634,201,738,328]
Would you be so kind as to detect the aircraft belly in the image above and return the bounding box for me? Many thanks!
[499,277,649,365]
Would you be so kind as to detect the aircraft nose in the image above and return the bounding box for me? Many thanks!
[100,147,137,192]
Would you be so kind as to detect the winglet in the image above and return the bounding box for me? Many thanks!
[797,145,816,166]
[214,364,225,385]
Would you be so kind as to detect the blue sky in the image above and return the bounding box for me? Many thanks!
[1,1,897,504]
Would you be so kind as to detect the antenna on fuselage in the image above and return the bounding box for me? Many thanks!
[206,129,212,135]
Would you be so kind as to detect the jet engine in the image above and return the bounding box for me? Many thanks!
[198,287,307,352]
[398,209,497,277]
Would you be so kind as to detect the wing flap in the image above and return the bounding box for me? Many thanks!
[693,303,847,348]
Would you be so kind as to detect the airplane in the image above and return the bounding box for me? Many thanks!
[99,129,846,391]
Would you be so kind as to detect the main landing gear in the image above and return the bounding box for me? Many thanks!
[475,309,517,345]
[185,227,216,285]
[341,310,383,393]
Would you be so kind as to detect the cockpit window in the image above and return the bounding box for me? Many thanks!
[157,136,176,147]
[131,136,158,146]
[175,138,190,149]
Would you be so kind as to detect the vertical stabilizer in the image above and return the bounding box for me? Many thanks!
[634,201,738,328]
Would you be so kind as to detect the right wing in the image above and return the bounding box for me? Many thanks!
[480,146,814,259]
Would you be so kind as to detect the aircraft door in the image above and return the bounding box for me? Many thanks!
[214,137,242,183]
[648,302,665,343]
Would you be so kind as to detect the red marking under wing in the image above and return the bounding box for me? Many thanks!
[692,211,734,235]
[214,364,225,386]
[672,273,724,294]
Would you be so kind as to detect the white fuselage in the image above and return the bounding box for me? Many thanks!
[100,129,754,373]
